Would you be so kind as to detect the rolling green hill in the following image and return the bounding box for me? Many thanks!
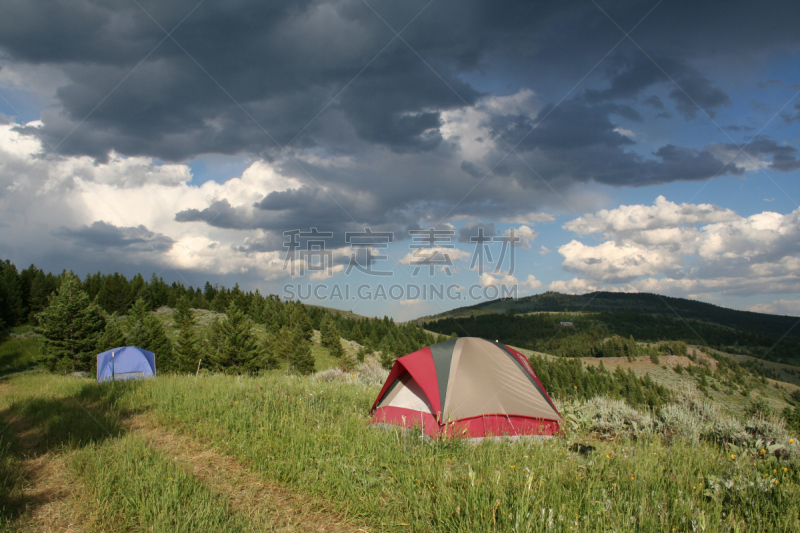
[420,291,800,364]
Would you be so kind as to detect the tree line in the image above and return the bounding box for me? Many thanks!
[528,355,674,408]
[0,259,439,375]
[425,310,799,363]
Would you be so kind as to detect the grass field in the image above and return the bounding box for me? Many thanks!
[1,367,800,532]
[3,322,800,532]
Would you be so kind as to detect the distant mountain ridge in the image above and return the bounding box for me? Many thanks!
[417,291,800,342]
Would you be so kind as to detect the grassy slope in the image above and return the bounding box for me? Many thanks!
[0,371,799,531]
[3,310,800,530]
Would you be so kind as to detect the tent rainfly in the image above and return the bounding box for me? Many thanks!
[370,337,561,439]
[96,346,157,383]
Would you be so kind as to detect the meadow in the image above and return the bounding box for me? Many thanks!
[2,366,800,532]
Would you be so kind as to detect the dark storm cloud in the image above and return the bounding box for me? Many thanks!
[734,137,800,172]
[643,95,664,110]
[3,0,798,163]
[725,125,754,132]
[759,80,800,90]
[174,199,257,229]
[176,184,417,249]
[3,0,482,161]
[56,221,174,252]
[484,98,744,187]
[584,55,730,119]
[782,104,800,125]
[496,100,635,151]
[460,160,485,178]
[668,77,731,120]
[4,0,800,257]
[457,222,496,244]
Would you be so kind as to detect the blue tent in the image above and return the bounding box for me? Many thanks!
[97,346,157,382]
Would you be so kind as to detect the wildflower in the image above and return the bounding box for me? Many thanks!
[606,454,610,459]
[511,465,516,469]
[730,454,736,460]
[783,467,788,473]
[631,476,635,481]
[790,439,795,444]
[693,486,696,489]
[760,449,767,455]
[775,479,780,485]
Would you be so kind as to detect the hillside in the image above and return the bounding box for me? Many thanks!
[420,291,800,339]
[419,291,800,365]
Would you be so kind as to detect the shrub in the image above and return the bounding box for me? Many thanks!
[315,367,349,382]
[357,358,389,386]
[557,397,653,439]
[745,415,788,443]
[657,403,703,443]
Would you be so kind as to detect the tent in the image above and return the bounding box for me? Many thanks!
[370,337,561,439]
[97,346,157,383]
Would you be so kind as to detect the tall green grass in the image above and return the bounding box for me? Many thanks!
[123,374,800,532]
[4,371,800,531]
[72,437,246,532]
[0,427,23,532]
[0,374,247,531]
[0,335,42,374]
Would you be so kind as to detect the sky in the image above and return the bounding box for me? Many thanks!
[1,0,800,321]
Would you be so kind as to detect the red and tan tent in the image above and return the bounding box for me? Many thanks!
[370,337,561,439]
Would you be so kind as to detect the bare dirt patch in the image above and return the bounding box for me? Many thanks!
[128,415,367,533]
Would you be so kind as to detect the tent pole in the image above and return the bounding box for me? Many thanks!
[112,351,115,381]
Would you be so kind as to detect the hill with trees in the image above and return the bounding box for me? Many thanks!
[421,292,800,364]
[0,258,441,376]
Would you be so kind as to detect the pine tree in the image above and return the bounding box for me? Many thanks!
[143,314,174,372]
[379,346,397,370]
[37,273,106,373]
[210,291,229,313]
[99,316,127,352]
[246,330,281,373]
[290,305,314,341]
[126,298,150,346]
[274,325,293,365]
[289,326,315,375]
[27,270,58,321]
[211,303,259,373]
[173,297,199,373]
[0,260,24,328]
[356,346,368,362]
[320,317,338,348]
[329,337,345,358]
[126,298,173,372]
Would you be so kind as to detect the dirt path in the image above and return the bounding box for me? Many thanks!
[12,452,88,533]
[1,412,88,533]
[127,415,368,533]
